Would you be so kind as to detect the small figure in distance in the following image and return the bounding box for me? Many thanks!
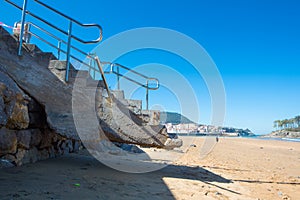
[216,135,219,143]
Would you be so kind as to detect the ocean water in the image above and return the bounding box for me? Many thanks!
[173,133,300,143]
[256,136,300,143]
[227,135,300,143]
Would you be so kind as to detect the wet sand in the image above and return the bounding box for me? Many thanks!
[0,137,299,199]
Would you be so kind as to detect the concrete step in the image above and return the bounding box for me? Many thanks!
[48,60,82,82]
[111,90,125,100]
[23,43,42,54]
[109,90,143,115]
[126,99,142,115]
[48,60,105,88]
[35,52,57,65]
[1,26,182,149]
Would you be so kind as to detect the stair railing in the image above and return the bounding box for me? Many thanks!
[5,0,103,82]
[100,62,160,110]
[17,20,160,109]
[6,0,160,110]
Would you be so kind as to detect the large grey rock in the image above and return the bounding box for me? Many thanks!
[0,127,17,156]
[39,130,59,149]
[164,138,183,150]
[6,99,30,129]
[16,129,31,149]
[15,147,39,166]
[29,129,42,147]
[0,159,15,168]
[0,71,30,129]
[0,94,7,126]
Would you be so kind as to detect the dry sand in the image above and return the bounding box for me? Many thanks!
[0,137,299,200]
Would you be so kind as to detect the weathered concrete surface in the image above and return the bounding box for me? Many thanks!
[0,26,182,150]
[0,26,77,140]
[73,72,182,149]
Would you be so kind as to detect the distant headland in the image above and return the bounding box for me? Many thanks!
[266,115,300,138]
[160,112,254,137]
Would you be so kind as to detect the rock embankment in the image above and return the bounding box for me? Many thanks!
[267,130,300,138]
[0,71,81,168]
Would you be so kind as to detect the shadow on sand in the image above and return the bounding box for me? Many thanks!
[232,179,300,185]
[0,151,234,200]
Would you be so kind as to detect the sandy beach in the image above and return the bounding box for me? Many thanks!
[0,137,299,200]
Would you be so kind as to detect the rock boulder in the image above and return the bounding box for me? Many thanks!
[0,127,17,156]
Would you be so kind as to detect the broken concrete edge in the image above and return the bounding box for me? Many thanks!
[0,69,82,168]
[0,26,183,168]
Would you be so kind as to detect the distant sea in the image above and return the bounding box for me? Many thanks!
[174,133,300,143]
[251,135,300,143]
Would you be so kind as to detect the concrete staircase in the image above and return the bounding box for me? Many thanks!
[0,26,182,149]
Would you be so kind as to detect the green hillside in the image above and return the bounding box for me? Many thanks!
[160,112,195,124]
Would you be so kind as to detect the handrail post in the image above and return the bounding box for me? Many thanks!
[95,56,112,101]
[93,60,96,79]
[146,80,149,110]
[18,0,28,56]
[57,40,61,59]
[88,55,92,78]
[117,65,120,90]
[65,20,73,82]
[88,53,97,79]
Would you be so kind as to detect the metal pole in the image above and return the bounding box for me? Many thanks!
[93,59,96,79]
[146,81,149,110]
[65,20,73,82]
[117,65,120,90]
[57,40,61,59]
[88,53,96,79]
[95,56,112,101]
[18,0,28,56]
[88,54,92,77]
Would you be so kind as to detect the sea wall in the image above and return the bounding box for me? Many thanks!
[0,71,81,168]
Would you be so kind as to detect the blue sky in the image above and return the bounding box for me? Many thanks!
[1,0,300,134]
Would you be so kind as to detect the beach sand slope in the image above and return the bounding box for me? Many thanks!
[0,137,299,200]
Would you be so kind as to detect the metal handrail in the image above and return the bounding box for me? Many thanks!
[28,22,95,60]
[28,22,159,109]
[100,62,159,110]
[5,0,103,44]
[5,0,103,82]
[106,63,159,90]
[6,0,159,110]
[33,0,102,43]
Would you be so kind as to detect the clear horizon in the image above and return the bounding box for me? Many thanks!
[1,0,299,135]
